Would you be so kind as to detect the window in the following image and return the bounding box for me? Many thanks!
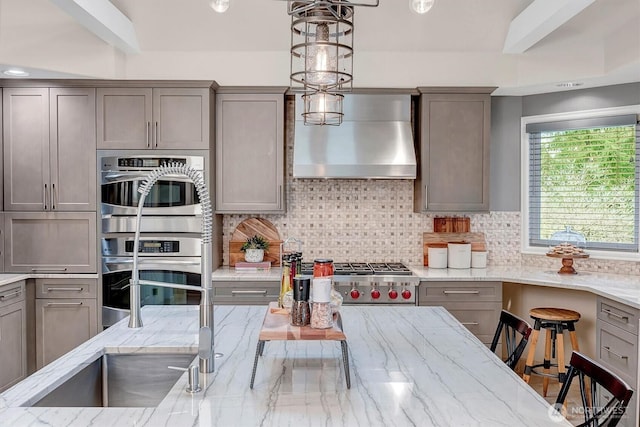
[523,110,640,255]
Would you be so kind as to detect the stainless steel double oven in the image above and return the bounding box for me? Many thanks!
[99,150,208,328]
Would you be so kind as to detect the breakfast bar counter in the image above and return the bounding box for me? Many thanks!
[0,304,569,426]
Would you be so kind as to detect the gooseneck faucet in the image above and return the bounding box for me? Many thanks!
[128,163,215,374]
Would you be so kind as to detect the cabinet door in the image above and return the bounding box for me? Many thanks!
[0,282,26,392]
[3,88,49,211]
[216,93,284,213]
[153,88,210,149]
[35,298,97,369]
[97,88,152,149]
[49,88,97,211]
[417,93,491,212]
[4,212,97,273]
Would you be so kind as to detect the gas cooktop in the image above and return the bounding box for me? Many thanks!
[300,262,413,276]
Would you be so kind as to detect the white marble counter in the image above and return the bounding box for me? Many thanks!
[0,273,99,288]
[212,265,640,309]
[0,305,569,426]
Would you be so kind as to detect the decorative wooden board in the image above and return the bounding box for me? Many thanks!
[423,232,486,266]
[258,302,346,341]
[229,218,282,266]
[434,217,470,233]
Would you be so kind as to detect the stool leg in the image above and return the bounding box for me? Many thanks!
[556,327,566,384]
[341,340,351,389]
[543,328,552,397]
[567,322,590,404]
[523,319,541,384]
[250,340,264,389]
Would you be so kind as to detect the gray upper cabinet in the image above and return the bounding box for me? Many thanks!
[97,87,210,150]
[215,91,285,213]
[3,87,97,212]
[414,88,493,213]
[4,212,97,273]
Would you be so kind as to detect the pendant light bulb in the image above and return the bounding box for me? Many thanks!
[411,0,435,14]
[209,0,229,13]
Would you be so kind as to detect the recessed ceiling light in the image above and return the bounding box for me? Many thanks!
[3,69,30,77]
[556,82,583,88]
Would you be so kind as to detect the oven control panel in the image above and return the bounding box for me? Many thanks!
[125,240,180,254]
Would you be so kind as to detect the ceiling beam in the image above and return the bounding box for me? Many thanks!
[49,0,140,54]
[503,0,596,54]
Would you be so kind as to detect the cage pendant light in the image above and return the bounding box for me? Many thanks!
[290,2,354,125]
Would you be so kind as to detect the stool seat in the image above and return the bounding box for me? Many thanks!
[529,307,581,322]
[523,307,582,398]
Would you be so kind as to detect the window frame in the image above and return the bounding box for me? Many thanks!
[521,105,640,261]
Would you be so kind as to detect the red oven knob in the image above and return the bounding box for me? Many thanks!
[401,289,412,300]
[388,289,398,299]
[371,289,381,299]
[350,289,360,299]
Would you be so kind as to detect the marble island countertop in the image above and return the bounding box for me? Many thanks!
[212,265,640,309]
[0,305,570,427]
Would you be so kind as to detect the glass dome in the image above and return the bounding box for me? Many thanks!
[550,226,586,245]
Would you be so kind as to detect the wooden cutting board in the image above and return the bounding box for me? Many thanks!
[229,218,282,266]
[423,232,486,266]
[434,217,470,233]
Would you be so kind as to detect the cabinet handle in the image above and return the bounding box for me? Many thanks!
[155,121,158,147]
[461,322,479,326]
[231,290,268,296]
[46,302,83,306]
[602,346,629,360]
[51,183,56,210]
[278,185,282,209]
[31,267,68,272]
[0,289,22,300]
[601,308,629,322]
[46,287,84,292]
[44,184,48,210]
[146,121,151,148]
[443,290,480,295]
[425,185,428,210]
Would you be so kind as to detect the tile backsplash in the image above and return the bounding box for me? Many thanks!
[221,98,639,275]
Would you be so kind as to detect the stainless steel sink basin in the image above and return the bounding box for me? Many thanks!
[31,352,196,408]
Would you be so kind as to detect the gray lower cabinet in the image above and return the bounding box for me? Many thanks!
[97,87,210,150]
[3,87,96,211]
[0,281,27,392]
[35,278,98,370]
[418,281,502,348]
[595,297,638,427]
[4,212,97,273]
[212,281,280,305]
[215,91,286,213]
[414,88,493,213]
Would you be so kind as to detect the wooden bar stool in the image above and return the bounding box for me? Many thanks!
[522,307,581,397]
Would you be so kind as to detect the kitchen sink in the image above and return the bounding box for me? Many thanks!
[31,352,197,408]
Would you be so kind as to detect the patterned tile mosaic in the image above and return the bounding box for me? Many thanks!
[221,98,640,275]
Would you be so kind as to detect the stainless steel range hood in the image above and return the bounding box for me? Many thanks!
[293,93,417,179]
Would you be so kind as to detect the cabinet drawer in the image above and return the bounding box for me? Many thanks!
[0,281,25,309]
[419,281,501,303]
[35,279,97,299]
[442,302,501,341]
[596,320,638,384]
[599,387,637,427]
[597,297,638,335]
[212,282,279,305]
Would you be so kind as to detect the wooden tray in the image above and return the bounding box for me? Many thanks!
[423,232,486,266]
[229,218,282,266]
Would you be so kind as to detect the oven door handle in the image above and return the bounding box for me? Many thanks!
[102,257,201,274]
[103,173,198,183]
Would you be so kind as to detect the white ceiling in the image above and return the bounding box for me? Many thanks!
[0,0,638,95]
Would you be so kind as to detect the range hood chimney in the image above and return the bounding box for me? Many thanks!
[293,93,417,179]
